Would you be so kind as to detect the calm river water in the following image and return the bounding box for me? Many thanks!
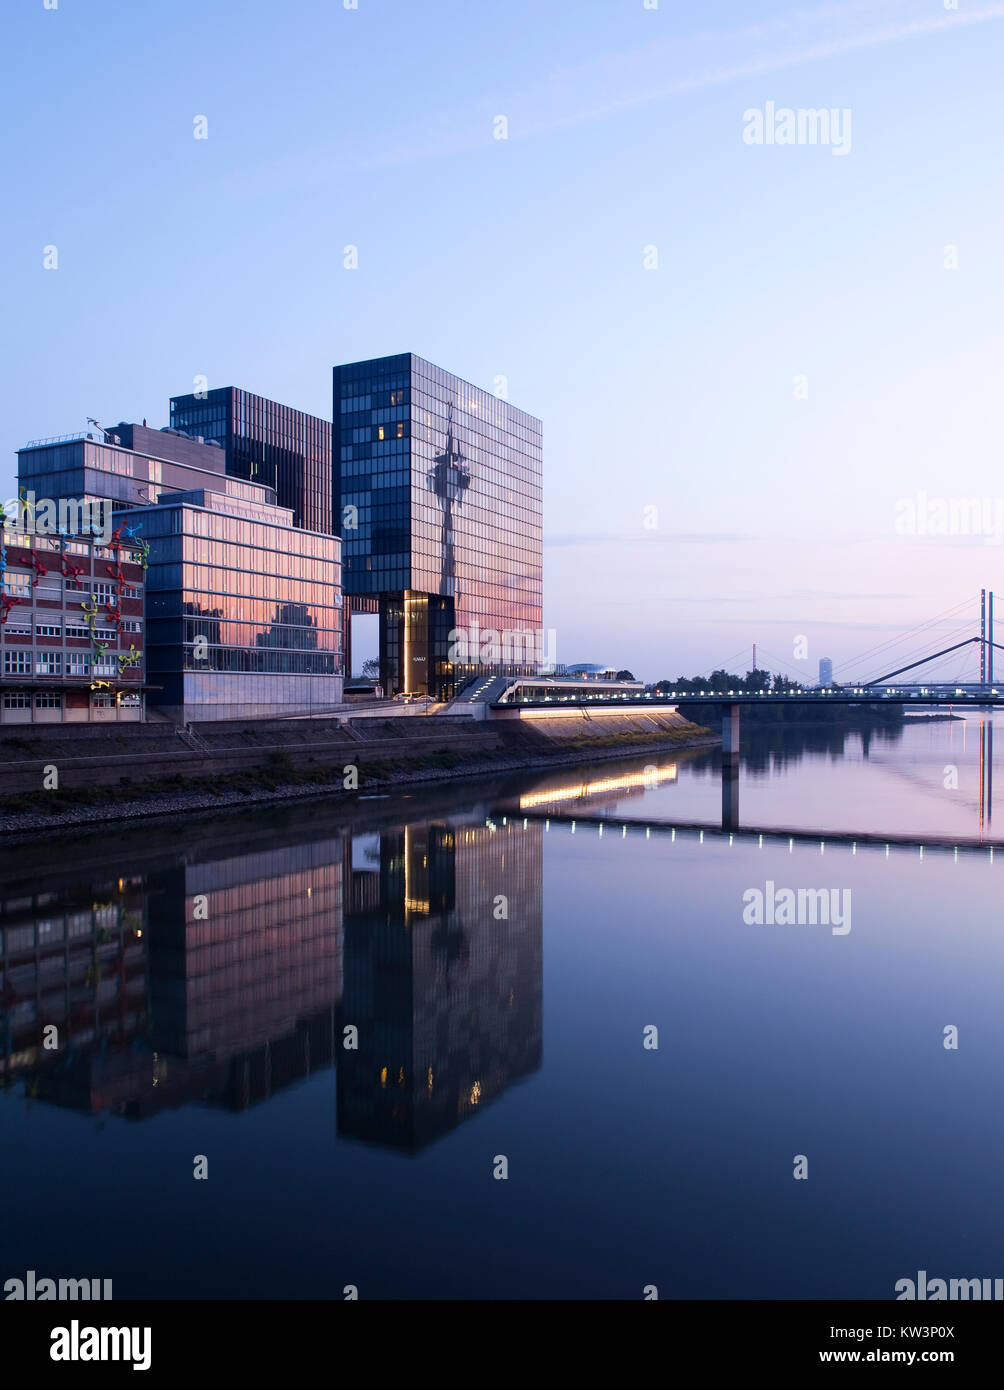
[2,712,1002,1299]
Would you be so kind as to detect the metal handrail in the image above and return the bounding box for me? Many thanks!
[21,432,93,449]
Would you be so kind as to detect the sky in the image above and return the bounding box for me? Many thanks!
[3,0,1004,684]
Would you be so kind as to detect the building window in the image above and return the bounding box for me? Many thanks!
[35,653,62,676]
[91,693,114,708]
[3,650,32,676]
[34,693,61,709]
[2,691,30,709]
[35,624,61,637]
[3,571,31,598]
[94,582,115,603]
[68,657,90,677]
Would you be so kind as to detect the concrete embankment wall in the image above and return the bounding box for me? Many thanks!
[0,715,506,796]
[0,708,711,802]
[491,705,692,740]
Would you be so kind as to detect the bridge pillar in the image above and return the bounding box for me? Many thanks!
[722,702,740,756]
[722,757,740,830]
[721,702,740,830]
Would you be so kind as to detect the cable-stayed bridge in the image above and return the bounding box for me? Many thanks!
[484,591,1004,841]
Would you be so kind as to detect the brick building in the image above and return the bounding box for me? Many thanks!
[0,526,147,724]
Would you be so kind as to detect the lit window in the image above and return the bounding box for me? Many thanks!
[3,571,31,598]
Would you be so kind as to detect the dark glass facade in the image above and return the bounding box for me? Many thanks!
[170,387,332,535]
[123,486,343,721]
[333,354,543,698]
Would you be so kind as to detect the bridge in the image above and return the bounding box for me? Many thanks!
[496,811,1004,857]
[473,592,1004,839]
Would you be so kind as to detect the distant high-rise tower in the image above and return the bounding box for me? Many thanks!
[819,657,833,686]
[169,387,331,535]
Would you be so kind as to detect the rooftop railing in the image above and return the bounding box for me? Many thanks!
[21,431,95,449]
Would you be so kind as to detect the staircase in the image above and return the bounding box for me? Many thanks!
[451,675,518,705]
[177,724,210,753]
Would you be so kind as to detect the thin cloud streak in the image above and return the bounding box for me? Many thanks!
[590,592,911,607]
[545,531,755,547]
[527,3,1004,140]
[233,1,1004,195]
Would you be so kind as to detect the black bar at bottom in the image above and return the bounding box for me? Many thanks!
[2,1298,996,1377]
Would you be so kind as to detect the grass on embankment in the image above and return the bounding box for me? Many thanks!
[0,724,713,816]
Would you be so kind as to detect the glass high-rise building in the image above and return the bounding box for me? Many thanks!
[169,387,331,535]
[333,353,543,698]
[122,483,343,722]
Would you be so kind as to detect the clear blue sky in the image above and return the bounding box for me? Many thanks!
[4,0,1004,683]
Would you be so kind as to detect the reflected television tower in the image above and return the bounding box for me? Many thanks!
[427,402,471,596]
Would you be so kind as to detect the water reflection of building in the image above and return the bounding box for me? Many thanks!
[338,818,543,1153]
[141,843,343,1112]
[0,844,343,1116]
[0,879,149,1102]
[1,812,543,1139]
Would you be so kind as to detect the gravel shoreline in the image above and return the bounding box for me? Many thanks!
[0,733,720,842]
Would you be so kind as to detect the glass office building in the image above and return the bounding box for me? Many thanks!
[169,387,331,535]
[333,354,543,698]
[17,422,272,515]
[123,484,342,722]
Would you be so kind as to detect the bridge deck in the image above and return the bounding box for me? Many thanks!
[511,810,1004,855]
[496,690,1004,708]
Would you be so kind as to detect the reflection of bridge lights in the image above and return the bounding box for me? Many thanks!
[518,765,678,810]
